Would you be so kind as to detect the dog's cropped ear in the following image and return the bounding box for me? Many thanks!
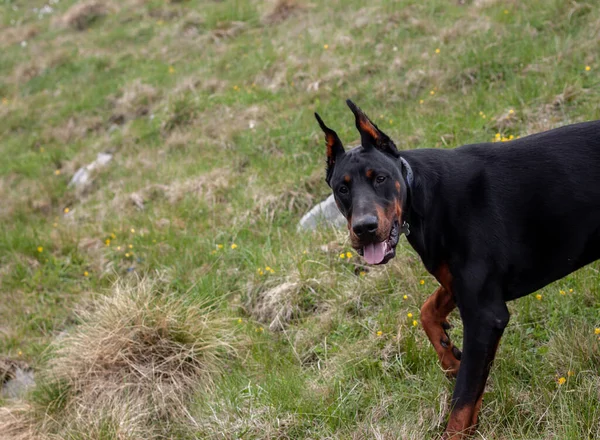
[346,99,399,157]
[315,112,345,185]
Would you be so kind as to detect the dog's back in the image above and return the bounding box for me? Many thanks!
[405,120,600,299]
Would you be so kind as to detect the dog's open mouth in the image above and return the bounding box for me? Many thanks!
[357,220,400,265]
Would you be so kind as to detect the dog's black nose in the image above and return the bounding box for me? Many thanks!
[352,215,379,238]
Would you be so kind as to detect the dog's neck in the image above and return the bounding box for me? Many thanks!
[396,151,446,274]
[399,157,414,236]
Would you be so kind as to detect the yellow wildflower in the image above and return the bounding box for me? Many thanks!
[54,169,61,175]
[419,279,425,285]
[403,295,408,300]
[117,246,121,251]
[128,244,133,249]
[435,48,440,54]
[585,66,591,72]
[419,99,424,104]
[64,207,70,214]
[558,377,566,385]
[594,328,600,335]
[168,65,175,74]
[359,271,366,276]
[413,320,418,327]
[125,253,130,257]
[323,44,329,49]
[569,288,573,293]
[105,239,111,246]
[346,251,352,258]
[84,271,89,277]
[430,90,435,96]
[509,109,515,114]
[536,294,542,300]
[339,253,346,259]
[567,370,575,377]
[407,312,413,318]
[18,350,22,356]
[238,318,243,324]
[111,232,116,239]
[559,290,565,295]
[231,243,238,249]
[37,246,43,253]
[376,330,383,337]
[130,228,135,233]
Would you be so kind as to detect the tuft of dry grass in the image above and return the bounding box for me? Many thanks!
[59,1,111,31]
[0,25,39,49]
[30,277,240,439]
[245,281,302,331]
[124,167,231,210]
[0,404,37,440]
[110,80,160,124]
[263,0,305,25]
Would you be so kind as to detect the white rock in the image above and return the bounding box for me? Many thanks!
[1,366,35,399]
[298,194,345,231]
[69,152,113,189]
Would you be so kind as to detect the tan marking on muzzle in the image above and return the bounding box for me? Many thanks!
[375,205,393,242]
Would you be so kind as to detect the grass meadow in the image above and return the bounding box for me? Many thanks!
[1,0,599,438]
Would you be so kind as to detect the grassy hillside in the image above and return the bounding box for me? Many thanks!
[1,0,599,438]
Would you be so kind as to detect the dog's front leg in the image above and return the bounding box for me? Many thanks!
[442,284,509,440]
[420,286,461,377]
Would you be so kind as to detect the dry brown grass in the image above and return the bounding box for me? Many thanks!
[110,80,160,124]
[59,1,112,31]
[0,404,37,440]
[245,280,302,331]
[30,277,240,439]
[523,85,586,134]
[263,0,305,25]
[0,25,39,49]
[124,167,231,210]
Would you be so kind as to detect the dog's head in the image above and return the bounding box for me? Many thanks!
[315,100,406,265]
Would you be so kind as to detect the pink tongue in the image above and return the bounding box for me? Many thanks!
[363,242,387,265]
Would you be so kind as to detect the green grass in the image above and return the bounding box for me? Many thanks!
[1,0,600,438]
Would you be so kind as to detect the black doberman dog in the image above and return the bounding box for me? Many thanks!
[315,100,600,439]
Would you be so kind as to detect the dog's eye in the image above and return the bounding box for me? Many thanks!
[338,185,349,195]
[375,175,386,184]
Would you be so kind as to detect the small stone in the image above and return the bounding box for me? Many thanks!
[1,358,35,399]
[69,152,113,190]
[298,194,345,231]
